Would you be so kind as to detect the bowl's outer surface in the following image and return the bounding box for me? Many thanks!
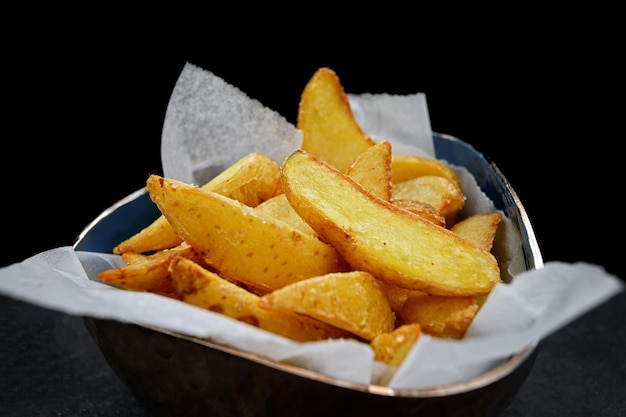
[75,133,543,417]
[84,317,538,417]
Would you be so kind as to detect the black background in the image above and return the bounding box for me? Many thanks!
[2,19,624,416]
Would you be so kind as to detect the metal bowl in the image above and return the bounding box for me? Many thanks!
[75,133,543,417]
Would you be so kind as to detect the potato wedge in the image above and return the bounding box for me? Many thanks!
[378,281,411,316]
[281,150,500,296]
[297,67,376,173]
[391,154,462,188]
[399,292,478,339]
[114,152,281,254]
[146,175,348,293]
[451,212,502,252]
[169,257,351,342]
[254,193,317,237]
[113,215,183,256]
[346,140,393,201]
[392,199,446,228]
[260,271,395,341]
[370,323,421,366]
[392,175,465,226]
[97,245,203,297]
[121,252,149,265]
[203,152,282,205]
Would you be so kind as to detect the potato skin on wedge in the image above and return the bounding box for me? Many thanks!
[260,271,395,341]
[98,245,202,297]
[370,323,421,366]
[114,152,281,254]
[391,154,462,188]
[392,175,465,227]
[346,140,393,201]
[281,150,501,296]
[146,175,348,293]
[169,257,352,342]
[400,292,479,339]
[297,67,376,173]
[450,212,502,252]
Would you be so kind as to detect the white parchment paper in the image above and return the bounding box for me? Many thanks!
[0,63,623,389]
[161,63,302,185]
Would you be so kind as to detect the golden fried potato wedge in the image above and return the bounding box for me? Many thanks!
[281,150,500,296]
[205,152,282,205]
[169,257,351,342]
[297,67,376,173]
[346,140,393,201]
[113,215,183,256]
[146,175,348,293]
[451,212,502,252]
[392,175,465,226]
[121,252,149,265]
[399,292,479,339]
[392,199,446,228]
[370,323,421,366]
[98,245,203,297]
[378,281,411,316]
[260,271,395,341]
[391,154,462,188]
[254,194,317,237]
[114,152,281,254]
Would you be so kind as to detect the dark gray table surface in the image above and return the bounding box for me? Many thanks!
[1,284,624,417]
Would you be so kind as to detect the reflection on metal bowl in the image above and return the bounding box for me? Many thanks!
[75,133,543,417]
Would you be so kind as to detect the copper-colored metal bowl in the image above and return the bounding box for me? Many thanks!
[75,133,543,417]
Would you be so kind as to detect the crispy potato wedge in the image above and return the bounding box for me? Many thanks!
[254,193,317,237]
[114,152,281,254]
[281,150,500,296]
[113,215,183,256]
[399,292,479,339]
[391,154,462,188]
[97,245,203,297]
[169,257,351,342]
[451,212,502,252]
[260,271,395,341]
[203,152,282,205]
[370,323,421,366]
[121,252,149,265]
[297,67,376,173]
[378,281,411,316]
[392,199,446,228]
[346,140,393,201]
[146,175,348,293]
[392,175,465,226]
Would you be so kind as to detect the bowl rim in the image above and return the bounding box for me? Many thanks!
[74,132,543,398]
